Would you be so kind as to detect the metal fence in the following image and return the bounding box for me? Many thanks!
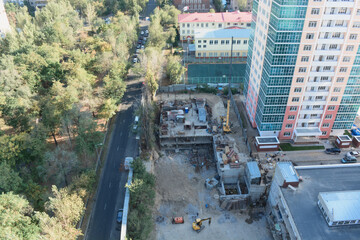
[184,57,247,64]
[187,76,245,84]
[158,83,241,93]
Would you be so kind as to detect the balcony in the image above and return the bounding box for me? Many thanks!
[325,1,354,7]
[312,60,338,66]
[309,71,335,77]
[300,109,324,115]
[304,91,329,96]
[302,100,327,105]
[314,49,341,55]
[322,14,351,21]
[316,38,345,45]
[307,81,332,86]
[294,128,322,137]
[319,26,348,32]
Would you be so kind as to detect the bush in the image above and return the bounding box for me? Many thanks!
[197,85,217,94]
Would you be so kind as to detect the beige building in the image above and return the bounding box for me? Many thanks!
[28,0,47,8]
[194,27,250,58]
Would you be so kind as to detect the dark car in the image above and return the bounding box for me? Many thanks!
[325,148,341,155]
[142,40,146,45]
[117,209,123,224]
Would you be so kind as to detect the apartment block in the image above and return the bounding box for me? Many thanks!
[194,27,250,58]
[228,0,253,12]
[0,0,10,37]
[173,0,210,12]
[244,0,360,140]
[178,11,252,41]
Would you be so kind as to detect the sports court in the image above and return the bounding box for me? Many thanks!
[187,64,246,84]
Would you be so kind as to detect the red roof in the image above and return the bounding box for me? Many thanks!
[178,11,252,23]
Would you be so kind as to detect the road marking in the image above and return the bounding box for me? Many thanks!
[104,204,107,210]
[117,146,119,151]
[120,132,123,137]
[109,182,112,188]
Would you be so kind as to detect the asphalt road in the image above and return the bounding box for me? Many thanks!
[86,79,142,240]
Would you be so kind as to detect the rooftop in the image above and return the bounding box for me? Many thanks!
[255,136,280,144]
[281,165,360,240]
[178,11,252,23]
[277,162,299,183]
[318,190,360,223]
[195,28,250,39]
[246,162,261,179]
[338,135,351,141]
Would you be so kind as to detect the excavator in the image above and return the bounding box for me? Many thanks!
[192,217,212,233]
[222,99,231,133]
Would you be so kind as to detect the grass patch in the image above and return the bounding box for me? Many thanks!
[344,130,352,138]
[280,143,325,151]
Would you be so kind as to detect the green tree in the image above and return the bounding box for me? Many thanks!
[97,98,118,120]
[0,162,23,193]
[37,186,84,240]
[236,0,247,10]
[145,67,158,98]
[166,55,186,84]
[213,0,223,12]
[45,147,79,187]
[0,192,40,240]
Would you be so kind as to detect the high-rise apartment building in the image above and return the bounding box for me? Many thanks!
[244,0,360,140]
[0,0,11,37]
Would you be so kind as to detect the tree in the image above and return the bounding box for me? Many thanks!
[166,55,186,84]
[45,146,79,187]
[145,67,158,98]
[97,98,118,120]
[236,0,247,11]
[0,192,40,240]
[36,186,84,240]
[0,162,23,193]
[213,0,223,12]
[209,8,215,13]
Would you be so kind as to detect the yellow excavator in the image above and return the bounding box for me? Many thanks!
[222,99,231,133]
[192,217,211,233]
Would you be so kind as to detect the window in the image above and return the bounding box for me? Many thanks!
[221,40,225,45]
[198,45,201,48]
[197,53,201,57]
[325,114,332,119]
[331,97,338,101]
[225,40,230,44]
[284,132,291,136]
[182,24,185,27]
[197,23,200,27]
[294,87,302,93]
[182,30,185,34]
[346,45,354,51]
[329,44,337,50]
[311,8,320,15]
[353,22,360,28]
[323,66,331,71]
[299,67,307,72]
[309,21,317,27]
[340,67,347,72]
[237,40,241,44]
[322,131,327,136]
[214,40,218,44]
[349,34,357,40]
[338,7,347,14]
[316,96,323,100]
[187,24,190,27]
[306,33,314,39]
[210,40,213,45]
[218,23,222,28]
[296,77,304,83]
[285,124,293,128]
[337,77,344,82]
[301,56,309,62]
[318,86,326,91]
[334,87,341,92]
[243,40,248,44]
[343,56,350,62]
[357,9,360,16]
[290,106,297,111]
[203,40,207,43]
[206,23,208,27]
[203,45,206,48]
[328,106,335,110]
[288,115,295,120]
[292,97,299,102]
[332,32,341,38]
[313,105,321,109]
[201,23,204,27]
[304,45,312,51]
[198,40,202,43]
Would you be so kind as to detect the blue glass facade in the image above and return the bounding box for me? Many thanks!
[254,1,307,131]
[333,45,360,129]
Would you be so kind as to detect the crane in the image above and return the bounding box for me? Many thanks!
[192,217,212,233]
[223,99,231,133]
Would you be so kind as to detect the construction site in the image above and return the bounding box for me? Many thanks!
[152,93,273,239]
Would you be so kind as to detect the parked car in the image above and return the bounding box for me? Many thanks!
[136,49,140,53]
[347,151,359,157]
[132,58,138,63]
[133,116,139,131]
[116,209,123,224]
[138,40,142,44]
[142,40,146,45]
[341,155,357,164]
[139,35,143,40]
[140,31,144,35]
[145,29,149,34]
[143,37,147,41]
[141,45,145,49]
[136,45,141,49]
[325,148,341,155]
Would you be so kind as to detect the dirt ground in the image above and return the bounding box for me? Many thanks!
[153,153,272,240]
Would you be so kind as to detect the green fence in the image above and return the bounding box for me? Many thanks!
[187,76,245,84]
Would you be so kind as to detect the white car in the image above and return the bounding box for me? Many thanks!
[133,58,138,63]
[140,31,144,35]
[347,151,359,158]
[136,49,140,53]
[145,29,149,34]
[141,45,144,49]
